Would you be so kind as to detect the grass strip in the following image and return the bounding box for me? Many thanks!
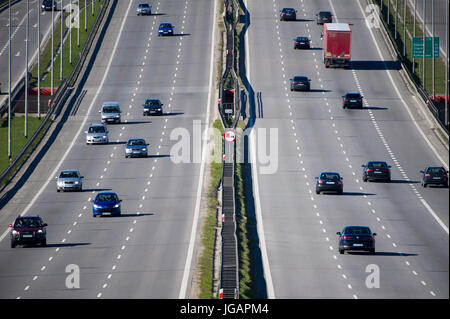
[197,119,224,298]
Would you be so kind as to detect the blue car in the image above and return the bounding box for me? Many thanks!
[158,22,174,36]
[93,192,122,217]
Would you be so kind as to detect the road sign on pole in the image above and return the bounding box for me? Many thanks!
[412,37,440,58]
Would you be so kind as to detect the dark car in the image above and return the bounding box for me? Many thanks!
[362,161,391,182]
[158,22,174,36]
[342,92,363,109]
[420,166,449,187]
[337,226,376,254]
[315,172,343,194]
[93,192,122,217]
[9,216,47,248]
[316,11,333,24]
[290,76,310,91]
[41,0,56,11]
[294,36,310,49]
[143,99,163,116]
[280,8,297,21]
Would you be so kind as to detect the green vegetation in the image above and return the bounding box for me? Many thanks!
[0,116,47,185]
[379,0,446,95]
[198,119,224,298]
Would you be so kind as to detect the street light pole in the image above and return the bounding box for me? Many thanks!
[413,0,416,73]
[422,0,426,91]
[403,0,406,56]
[37,0,40,119]
[446,0,449,127]
[432,0,435,99]
[60,0,64,82]
[51,2,54,97]
[8,0,12,162]
[25,0,29,138]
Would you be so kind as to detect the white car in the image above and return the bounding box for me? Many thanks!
[85,123,109,144]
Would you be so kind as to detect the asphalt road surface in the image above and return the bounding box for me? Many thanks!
[246,0,448,298]
[0,0,215,298]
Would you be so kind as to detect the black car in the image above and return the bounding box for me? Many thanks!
[41,0,56,11]
[420,166,449,187]
[337,226,376,254]
[9,216,47,248]
[315,172,343,194]
[290,76,310,91]
[280,8,297,21]
[143,99,163,115]
[294,36,310,49]
[342,92,363,109]
[316,11,333,24]
[362,161,391,182]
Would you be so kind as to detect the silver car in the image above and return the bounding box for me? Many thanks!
[56,170,83,192]
[100,102,121,124]
[85,123,109,144]
[137,3,152,15]
[125,138,149,158]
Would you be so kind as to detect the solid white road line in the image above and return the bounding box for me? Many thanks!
[178,0,216,299]
[0,0,134,243]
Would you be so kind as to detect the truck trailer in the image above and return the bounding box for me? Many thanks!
[323,23,351,68]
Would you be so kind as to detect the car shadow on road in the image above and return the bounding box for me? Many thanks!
[149,13,166,16]
[308,47,323,50]
[295,19,315,22]
[320,192,376,196]
[363,106,389,110]
[81,188,112,192]
[122,121,151,125]
[118,213,154,217]
[308,89,332,93]
[23,243,91,248]
[350,61,401,70]
[107,141,127,145]
[347,251,418,256]
[389,180,420,184]
[147,154,170,159]
[172,33,191,37]
[162,112,184,116]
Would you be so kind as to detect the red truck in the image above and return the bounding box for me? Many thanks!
[323,23,351,68]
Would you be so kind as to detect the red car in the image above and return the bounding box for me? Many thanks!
[9,216,47,248]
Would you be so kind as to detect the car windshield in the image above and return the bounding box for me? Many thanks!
[139,4,149,8]
[14,218,42,228]
[88,126,105,133]
[160,23,172,28]
[103,106,119,113]
[60,171,78,178]
[293,76,307,81]
[145,100,160,106]
[321,173,340,180]
[427,167,445,174]
[320,12,332,18]
[283,8,295,13]
[346,93,361,99]
[128,140,145,146]
[296,37,309,41]
[345,227,371,235]
[369,162,388,168]
[96,193,118,202]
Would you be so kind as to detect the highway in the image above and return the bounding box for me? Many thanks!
[0,0,216,298]
[0,0,63,102]
[246,0,448,298]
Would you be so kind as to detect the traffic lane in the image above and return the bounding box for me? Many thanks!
[290,110,443,298]
[327,0,449,226]
[256,0,446,298]
[254,119,359,298]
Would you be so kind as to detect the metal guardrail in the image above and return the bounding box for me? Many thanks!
[0,0,111,191]
[374,0,449,134]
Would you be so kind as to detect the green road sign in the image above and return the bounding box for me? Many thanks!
[412,37,440,58]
